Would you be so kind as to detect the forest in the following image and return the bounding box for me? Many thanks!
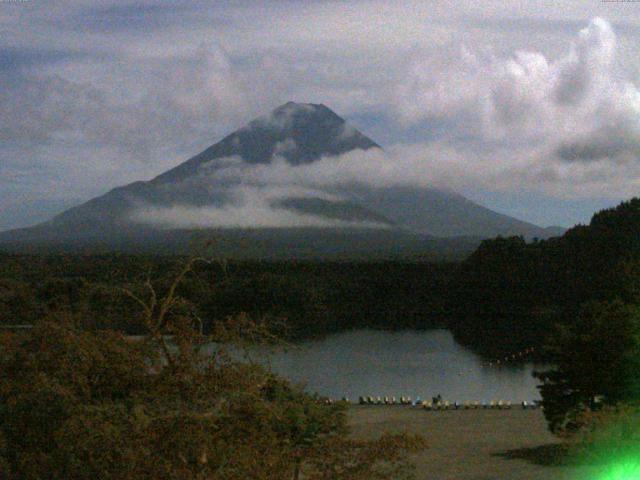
[449,198,640,356]
[1,199,640,477]
[0,255,453,340]
[0,262,427,479]
[1,199,640,359]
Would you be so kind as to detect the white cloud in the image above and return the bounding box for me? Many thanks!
[0,42,255,155]
[398,18,640,149]
[129,184,386,229]
[3,1,640,229]
[392,18,640,197]
[273,138,298,155]
[176,133,640,204]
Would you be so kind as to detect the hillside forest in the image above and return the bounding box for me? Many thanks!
[2,199,640,359]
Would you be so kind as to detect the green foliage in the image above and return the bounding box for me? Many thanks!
[0,278,40,325]
[569,403,640,467]
[450,198,640,357]
[535,301,640,434]
[0,259,426,479]
[4,198,640,361]
[202,272,331,337]
[0,255,451,337]
[442,198,640,437]
[449,236,550,356]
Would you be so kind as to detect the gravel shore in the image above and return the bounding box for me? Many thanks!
[348,406,598,480]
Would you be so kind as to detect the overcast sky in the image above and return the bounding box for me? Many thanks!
[2,0,640,231]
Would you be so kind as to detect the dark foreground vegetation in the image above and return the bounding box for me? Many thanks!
[451,199,640,451]
[1,199,640,475]
[0,260,426,479]
[450,198,640,356]
[2,199,640,360]
[0,255,452,338]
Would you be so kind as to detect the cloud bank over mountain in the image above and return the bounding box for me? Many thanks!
[0,100,560,245]
[2,1,640,230]
[129,184,387,229]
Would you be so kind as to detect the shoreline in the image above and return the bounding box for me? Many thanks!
[348,406,597,480]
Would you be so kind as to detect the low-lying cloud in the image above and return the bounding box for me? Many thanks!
[130,184,387,229]
[191,133,640,200]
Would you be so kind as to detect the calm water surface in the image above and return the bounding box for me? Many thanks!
[257,329,547,403]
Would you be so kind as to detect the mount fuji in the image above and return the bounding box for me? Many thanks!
[0,102,563,259]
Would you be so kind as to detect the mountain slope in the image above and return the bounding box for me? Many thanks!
[344,186,564,239]
[0,101,563,258]
[154,101,380,183]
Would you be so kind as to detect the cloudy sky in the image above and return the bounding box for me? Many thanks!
[2,0,640,231]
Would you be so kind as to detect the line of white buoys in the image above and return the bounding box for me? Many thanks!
[357,396,420,405]
[421,399,536,410]
[354,397,540,410]
[458,346,538,376]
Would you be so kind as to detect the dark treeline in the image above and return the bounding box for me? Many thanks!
[2,198,639,359]
[0,255,453,339]
[449,198,640,357]
[0,263,427,480]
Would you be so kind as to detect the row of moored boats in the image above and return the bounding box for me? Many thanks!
[350,396,540,409]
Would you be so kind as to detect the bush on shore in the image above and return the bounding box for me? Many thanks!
[0,258,426,479]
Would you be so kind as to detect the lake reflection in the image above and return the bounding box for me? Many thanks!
[257,329,547,402]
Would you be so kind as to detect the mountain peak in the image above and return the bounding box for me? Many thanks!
[0,101,563,252]
[277,100,316,109]
[247,101,338,133]
[153,102,380,183]
[269,101,337,119]
[246,101,360,137]
[276,100,328,111]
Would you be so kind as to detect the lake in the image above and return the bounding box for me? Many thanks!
[257,329,548,403]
